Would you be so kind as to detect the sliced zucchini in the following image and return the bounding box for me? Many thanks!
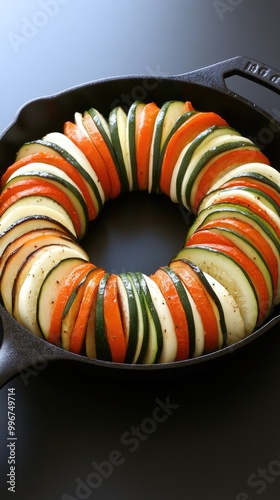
[3,169,89,238]
[0,227,77,287]
[108,106,130,191]
[199,225,274,310]
[174,245,259,335]
[166,271,205,358]
[199,185,280,219]
[16,140,62,161]
[5,160,95,219]
[184,141,263,211]
[0,215,74,259]
[178,136,255,208]
[209,162,280,193]
[127,272,149,363]
[146,272,178,363]
[61,266,97,351]
[13,244,88,336]
[0,227,73,280]
[149,101,187,193]
[0,195,77,238]
[135,272,163,364]
[15,139,104,217]
[86,108,123,187]
[80,267,106,358]
[169,260,225,350]
[203,272,246,346]
[126,101,145,191]
[37,257,89,340]
[169,125,243,204]
[187,202,280,249]
[42,133,105,212]
[139,273,177,364]
[94,273,112,361]
[160,266,197,358]
[4,161,78,187]
[159,111,198,155]
[117,273,139,363]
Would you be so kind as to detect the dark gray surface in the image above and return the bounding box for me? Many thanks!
[1,1,280,499]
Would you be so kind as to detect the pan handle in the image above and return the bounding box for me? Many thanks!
[0,305,73,388]
[181,55,280,98]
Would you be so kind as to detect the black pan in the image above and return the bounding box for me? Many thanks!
[0,55,279,388]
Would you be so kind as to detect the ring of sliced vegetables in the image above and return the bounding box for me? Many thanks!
[0,99,279,364]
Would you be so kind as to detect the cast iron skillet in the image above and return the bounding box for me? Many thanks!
[0,55,279,387]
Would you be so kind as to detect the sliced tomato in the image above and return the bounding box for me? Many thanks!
[1,151,97,221]
[64,121,111,200]
[48,262,95,346]
[0,227,74,280]
[136,102,160,191]
[200,189,280,238]
[193,217,279,303]
[103,274,126,363]
[160,111,229,196]
[0,179,83,238]
[192,149,270,212]
[186,239,272,326]
[183,101,196,112]
[151,268,190,360]
[69,267,106,354]
[218,177,280,206]
[187,229,236,247]
[169,261,221,354]
[83,111,121,199]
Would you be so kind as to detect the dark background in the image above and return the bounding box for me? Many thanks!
[1,1,280,499]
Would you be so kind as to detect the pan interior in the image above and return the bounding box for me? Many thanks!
[82,192,193,275]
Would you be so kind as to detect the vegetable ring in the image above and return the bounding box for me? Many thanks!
[0,99,279,364]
